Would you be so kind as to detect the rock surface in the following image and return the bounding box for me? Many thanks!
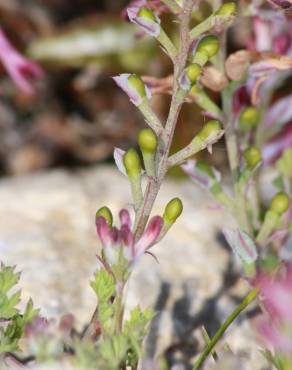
[0,166,265,368]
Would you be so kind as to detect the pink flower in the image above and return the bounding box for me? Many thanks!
[256,318,292,353]
[121,0,169,19]
[254,264,292,355]
[262,123,292,164]
[255,264,292,322]
[267,0,292,10]
[96,209,163,272]
[0,28,43,95]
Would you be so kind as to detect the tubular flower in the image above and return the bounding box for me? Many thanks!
[96,209,163,272]
[0,28,43,95]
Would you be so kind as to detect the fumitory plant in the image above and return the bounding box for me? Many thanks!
[0,0,292,369]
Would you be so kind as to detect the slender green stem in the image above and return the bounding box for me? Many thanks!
[112,290,124,335]
[138,101,164,137]
[157,29,178,61]
[193,288,258,370]
[190,15,214,40]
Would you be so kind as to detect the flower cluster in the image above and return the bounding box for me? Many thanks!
[0,28,43,95]
[95,208,163,274]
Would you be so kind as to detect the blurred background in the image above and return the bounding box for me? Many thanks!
[0,0,236,177]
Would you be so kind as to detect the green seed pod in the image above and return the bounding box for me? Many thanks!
[128,74,146,100]
[197,120,221,142]
[163,198,183,224]
[186,63,202,85]
[197,35,220,59]
[216,2,237,16]
[239,107,260,132]
[138,128,158,154]
[123,148,142,177]
[196,160,215,179]
[138,7,157,22]
[269,192,290,216]
[243,147,261,169]
[96,206,113,227]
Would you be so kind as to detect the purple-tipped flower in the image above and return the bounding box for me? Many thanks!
[96,209,163,272]
[0,28,43,95]
[223,228,258,265]
[127,5,161,37]
[181,160,221,190]
[113,147,127,176]
[113,73,151,106]
[263,95,292,129]
[267,0,292,10]
[262,123,292,164]
[255,264,292,322]
[254,264,292,355]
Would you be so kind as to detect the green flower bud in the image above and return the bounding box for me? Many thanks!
[243,147,261,169]
[197,35,220,59]
[196,160,215,179]
[128,74,147,100]
[269,192,290,216]
[96,206,113,227]
[216,2,237,16]
[138,128,158,154]
[186,63,202,85]
[163,198,183,224]
[239,107,260,132]
[123,148,142,177]
[138,7,157,22]
[197,120,221,142]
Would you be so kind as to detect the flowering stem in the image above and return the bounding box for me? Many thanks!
[134,0,195,239]
[193,288,258,370]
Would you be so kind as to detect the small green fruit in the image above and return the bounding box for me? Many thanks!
[243,147,261,169]
[123,148,142,177]
[96,206,113,227]
[269,192,290,215]
[138,129,158,154]
[186,63,202,84]
[128,74,146,100]
[197,120,221,141]
[197,35,220,59]
[216,2,237,16]
[163,198,183,224]
[239,107,260,131]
